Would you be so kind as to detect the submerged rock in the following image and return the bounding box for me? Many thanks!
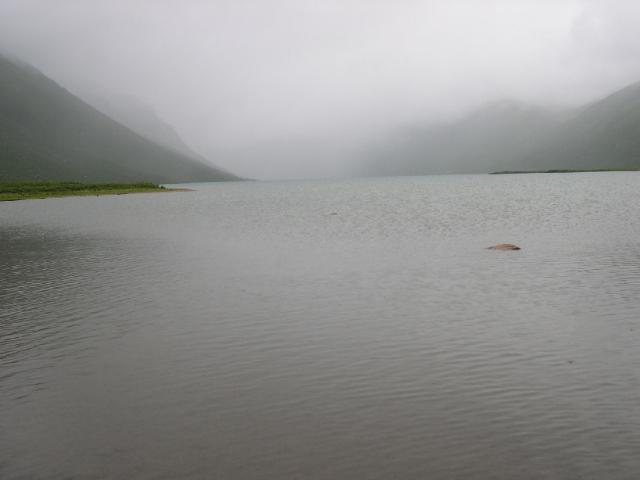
[487,243,521,251]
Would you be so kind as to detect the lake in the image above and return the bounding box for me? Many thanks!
[1,173,640,479]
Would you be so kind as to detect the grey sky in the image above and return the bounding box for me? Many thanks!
[2,0,640,179]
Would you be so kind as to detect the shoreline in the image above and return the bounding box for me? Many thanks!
[0,182,194,202]
[490,168,637,175]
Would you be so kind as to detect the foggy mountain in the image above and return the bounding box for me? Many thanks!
[364,101,564,176]
[0,54,238,183]
[2,1,640,179]
[521,80,640,171]
[87,94,207,160]
[364,81,640,176]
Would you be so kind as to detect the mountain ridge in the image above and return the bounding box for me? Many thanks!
[364,81,640,176]
[0,54,238,183]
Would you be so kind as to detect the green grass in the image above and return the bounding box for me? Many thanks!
[0,181,176,201]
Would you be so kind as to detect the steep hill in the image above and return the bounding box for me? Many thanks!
[364,82,640,176]
[87,93,202,158]
[0,54,238,183]
[522,81,640,171]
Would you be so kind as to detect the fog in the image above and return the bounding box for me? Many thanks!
[2,0,640,179]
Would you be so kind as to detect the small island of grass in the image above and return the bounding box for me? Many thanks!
[0,181,191,202]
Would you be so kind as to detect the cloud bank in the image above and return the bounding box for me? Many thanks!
[2,0,640,179]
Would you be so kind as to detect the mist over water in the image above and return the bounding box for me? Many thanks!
[3,1,640,179]
[2,2,640,478]
[2,173,640,479]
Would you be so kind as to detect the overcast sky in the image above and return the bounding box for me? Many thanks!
[2,0,640,179]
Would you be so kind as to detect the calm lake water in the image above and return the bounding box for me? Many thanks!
[1,173,640,479]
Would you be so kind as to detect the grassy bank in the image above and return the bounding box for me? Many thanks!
[491,168,637,175]
[0,181,187,201]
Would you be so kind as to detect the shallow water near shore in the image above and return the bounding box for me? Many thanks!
[2,173,640,479]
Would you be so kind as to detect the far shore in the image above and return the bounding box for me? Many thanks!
[0,181,194,202]
[490,168,637,175]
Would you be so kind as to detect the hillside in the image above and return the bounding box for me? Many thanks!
[364,101,562,176]
[86,93,202,158]
[521,81,640,171]
[0,54,238,183]
[364,82,640,176]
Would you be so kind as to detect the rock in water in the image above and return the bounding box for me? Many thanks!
[487,243,521,250]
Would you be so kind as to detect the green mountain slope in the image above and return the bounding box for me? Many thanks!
[364,81,640,176]
[86,93,239,179]
[87,93,203,158]
[0,54,238,183]
[522,81,640,171]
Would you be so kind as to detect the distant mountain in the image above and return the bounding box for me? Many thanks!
[86,94,202,159]
[365,101,562,176]
[364,82,640,176]
[520,81,640,171]
[0,54,238,183]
